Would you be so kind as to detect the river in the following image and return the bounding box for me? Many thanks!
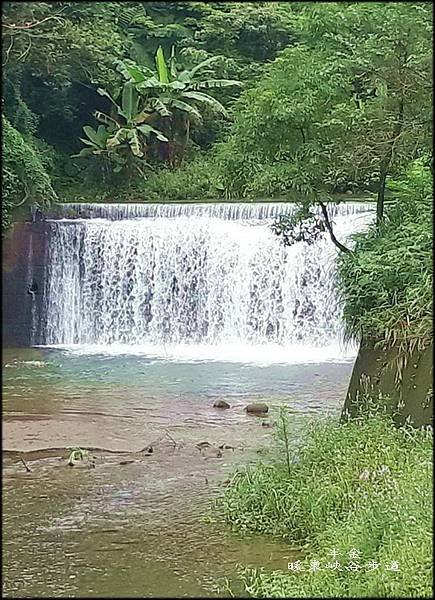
[3,347,353,597]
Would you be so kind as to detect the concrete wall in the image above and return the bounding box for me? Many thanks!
[342,338,433,427]
[2,221,49,347]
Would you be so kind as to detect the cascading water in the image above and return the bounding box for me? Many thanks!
[38,202,374,362]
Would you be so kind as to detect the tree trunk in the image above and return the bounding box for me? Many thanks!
[376,98,404,226]
[318,201,352,254]
[376,166,388,227]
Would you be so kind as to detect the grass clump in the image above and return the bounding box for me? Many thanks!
[221,408,433,597]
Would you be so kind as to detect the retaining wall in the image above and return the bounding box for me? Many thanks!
[2,221,49,347]
[342,339,433,427]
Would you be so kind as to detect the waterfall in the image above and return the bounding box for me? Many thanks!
[39,202,374,362]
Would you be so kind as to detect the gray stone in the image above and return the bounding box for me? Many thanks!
[213,400,230,409]
[201,446,223,459]
[245,403,269,415]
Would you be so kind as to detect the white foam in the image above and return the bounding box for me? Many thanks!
[39,341,358,365]
[38,202,374,360]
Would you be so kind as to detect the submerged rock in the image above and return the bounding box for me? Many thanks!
[245,403,269,415]
[67,448,95,468]
[201,446,223,459]
[196,441,211,450]
[213,400,230,409]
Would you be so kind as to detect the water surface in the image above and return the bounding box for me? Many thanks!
[2,347,353,597]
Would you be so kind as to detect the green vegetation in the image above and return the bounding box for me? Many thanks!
[2,115,57,232]
[221,407,433,597]
[215,2,432,220]
[338,159,432,351]
[75,46,241,177]
[3,2,431,226]
[1,1,298,225]
[2,5,432,596]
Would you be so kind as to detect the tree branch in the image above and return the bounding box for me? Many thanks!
[3,14,65,32]
[318,201,352,254]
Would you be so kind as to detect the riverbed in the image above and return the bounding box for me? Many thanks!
[3,347,353,597]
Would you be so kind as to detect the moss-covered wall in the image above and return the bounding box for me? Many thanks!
[342,338,433,427]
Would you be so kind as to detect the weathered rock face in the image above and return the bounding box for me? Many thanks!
[342,338,433,427]
[2,221,49,347]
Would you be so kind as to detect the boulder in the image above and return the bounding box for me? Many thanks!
[213,400,230,409]
[245,402,269,415]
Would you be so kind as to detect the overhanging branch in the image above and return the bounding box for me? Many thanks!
[318,201,352,254]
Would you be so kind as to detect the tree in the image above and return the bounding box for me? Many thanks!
[216,2,432,247]
[301,2,432,225]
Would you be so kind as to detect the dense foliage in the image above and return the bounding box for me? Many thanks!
[2,3,431,212]
[338,159,432,349]
[222,407,433,597]
[217,3,431,194]
[2,1,299,219]
[2,115,57,232]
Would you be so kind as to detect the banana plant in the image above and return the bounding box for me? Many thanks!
[114,47,242,165]
[117,48,241,120]
[74,81,168,175]
[73,124,112,158]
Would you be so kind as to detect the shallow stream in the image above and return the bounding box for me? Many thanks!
[3,347,353,597]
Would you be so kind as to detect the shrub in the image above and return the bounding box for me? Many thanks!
[337,159,432,351]
[2,116,57,231]
[221,408,433,597]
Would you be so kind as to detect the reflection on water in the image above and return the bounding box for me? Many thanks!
[2,347,353,597]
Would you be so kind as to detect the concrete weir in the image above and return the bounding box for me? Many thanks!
[2,221,50,347]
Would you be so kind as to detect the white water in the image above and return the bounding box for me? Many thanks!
[40,202,374,363]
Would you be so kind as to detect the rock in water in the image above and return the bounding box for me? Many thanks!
[202,446,223,459]
[245,403,269,415]
[196,441,211,450]
[213,400,230,409]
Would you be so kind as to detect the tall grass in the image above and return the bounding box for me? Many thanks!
[221,407,433,597]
